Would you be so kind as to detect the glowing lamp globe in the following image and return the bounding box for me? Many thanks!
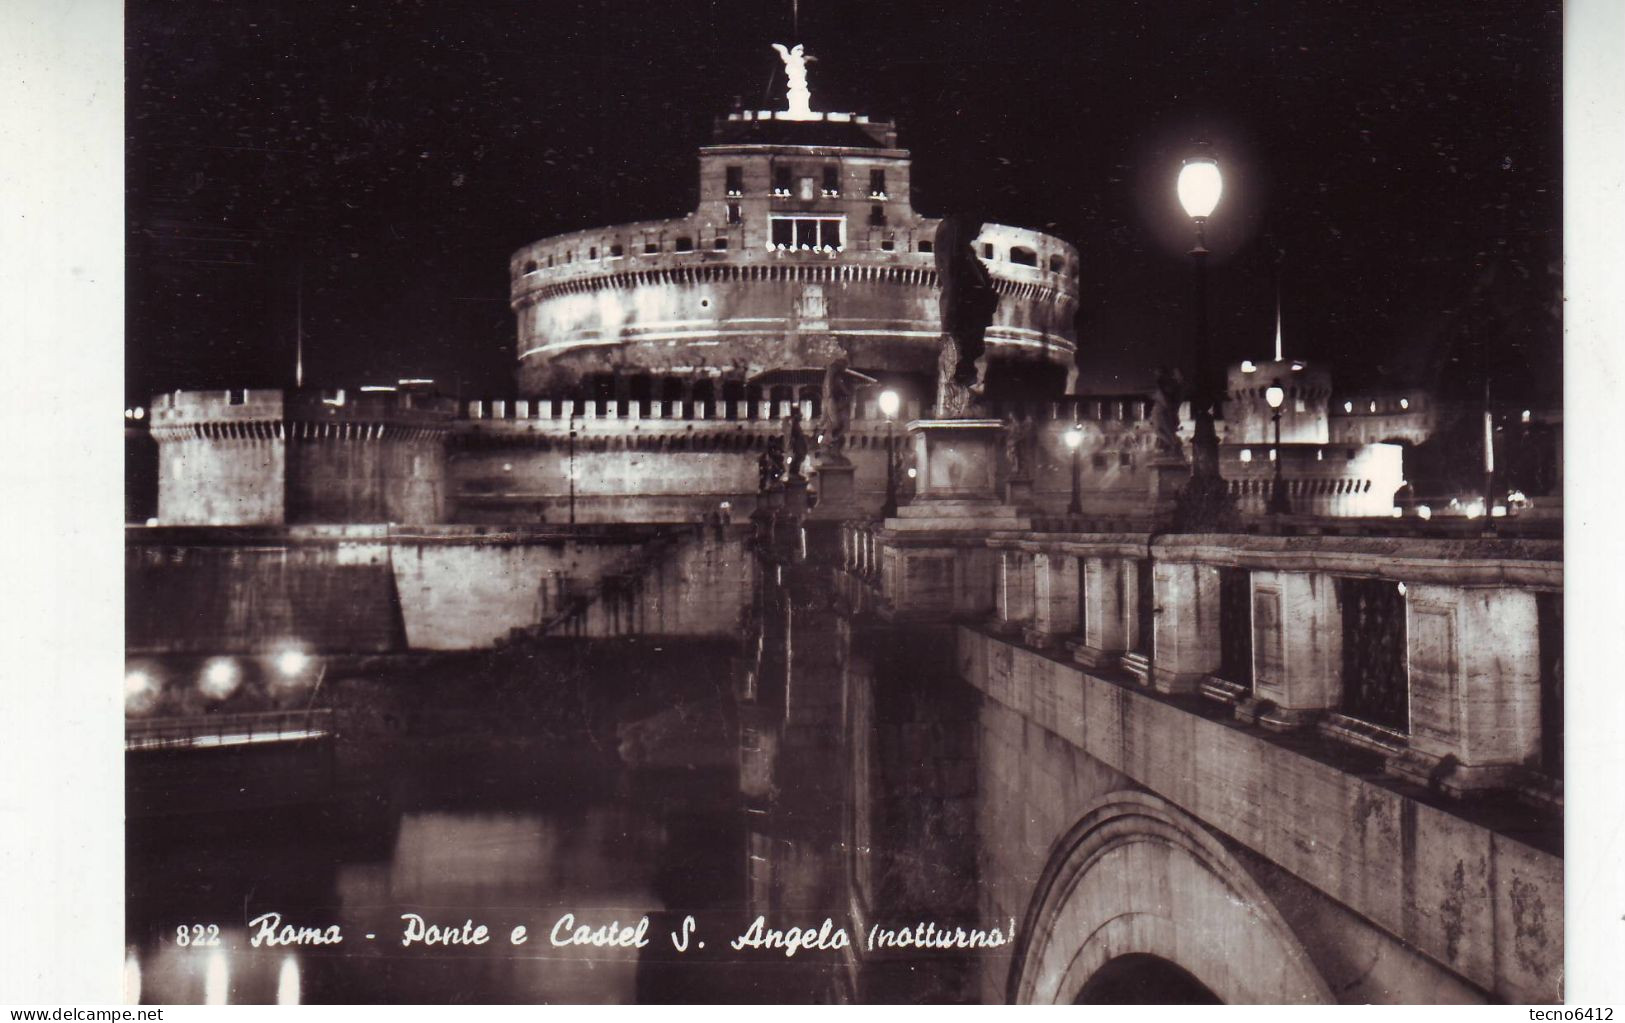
[878,389,901,420]
[1177,156,1223,220]
[1265,381,1285,410]
[1064,425,1084,450]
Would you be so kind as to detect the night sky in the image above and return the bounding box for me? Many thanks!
[126,0,1562,406]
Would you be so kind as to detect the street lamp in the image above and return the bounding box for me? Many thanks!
[878,389,901,517]
[1064,424,1084,515]
[1265,379,1291,515]
[1175,150,1232,529]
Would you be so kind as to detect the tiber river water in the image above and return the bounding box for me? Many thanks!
[125,630,983,1004]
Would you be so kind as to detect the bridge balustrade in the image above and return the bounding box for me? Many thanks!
[970,531,1560,805]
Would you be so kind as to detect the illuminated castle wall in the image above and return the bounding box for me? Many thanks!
[509,109,1080,401]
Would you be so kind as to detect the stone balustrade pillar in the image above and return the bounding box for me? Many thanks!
[1387,584,1543,793]
[997,549,1035,632]
[1149,560,1221,694]
[1024,552,1079,648]
[1068,557,1127,670]
[1245,570,1341,729]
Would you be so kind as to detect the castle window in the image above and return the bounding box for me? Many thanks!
[610,243,624,258]
[982,243,995,259]
[1010,245,1038,266]
[725,165,744,196]
[869,169,887,198]
[589,246,597,259]
[727,202,741,225]
[917,239,933,254]
[523,260,538,274]
[1048,254,1065,273]
[228,389,247,406]
[822,165,840,196]
[713,237,728,250]
[644,241,659,254]
[869,204,886,226]
[547,255,555,267]
[1091,453,1108,469]
[674,237,694,253]
[773,165,792,197]
[770,214,845,250]
[880,239,895,251]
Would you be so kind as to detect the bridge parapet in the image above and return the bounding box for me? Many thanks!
[852,523,1562,809]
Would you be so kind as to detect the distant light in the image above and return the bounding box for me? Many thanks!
[1390,507,1403,518]
[145,517,159,527]
[1368,400,1377,413]
[1290,362,1305,372]
[124,408,133,420]
[1521,409,1532,423]
[1177,156,1222,220]
[275,649,310,679]
[719,501,731,510]
[1064,425,1084,450]
[277,956,301,1006]
[1268,448,1277,461]
[503,463,514,472]
[1491,505,1508,518]
[1399,397,1410,410]
[204,949,229,1006]
[1316,449,1325,461]
[906,467,917,479]
[1508,489,1527,504]
[360,385,397,392]
[123,950,142,1005]
[1240,360,1256,373]
[125,669,159,714]
[1464,502,1483,520]
[1264,381,1286,410]
[1343,401,1354,413]
[1239,448,1253,462]
[200,658,240,700]
[1396,582,1408,596]
[398,378,434,386]
[878,389,901,419]
[1416,505,1432,520]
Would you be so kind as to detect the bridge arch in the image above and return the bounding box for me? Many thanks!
[1007,790,1333,1005]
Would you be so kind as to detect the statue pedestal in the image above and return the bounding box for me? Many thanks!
[1005,474,1034,509]
[781,476,809,517]
[1147,454,1189,515]
[876,419,1029,620]
[910,418,1002,502]
[808,457,856,515]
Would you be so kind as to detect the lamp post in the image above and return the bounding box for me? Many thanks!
[1064,424,1083,515]
[878,388,900,517]
[1265,378,1291,515]
[1175,151,1231,528]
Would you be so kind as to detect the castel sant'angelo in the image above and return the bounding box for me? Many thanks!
[143,46,1403,527]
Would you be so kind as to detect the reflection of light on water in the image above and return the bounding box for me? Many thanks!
[203,949,229,1005]
[123,949,142,1005]
[277,956,301,1005]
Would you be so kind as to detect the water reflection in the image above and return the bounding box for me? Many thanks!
[127,554,986,1003]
